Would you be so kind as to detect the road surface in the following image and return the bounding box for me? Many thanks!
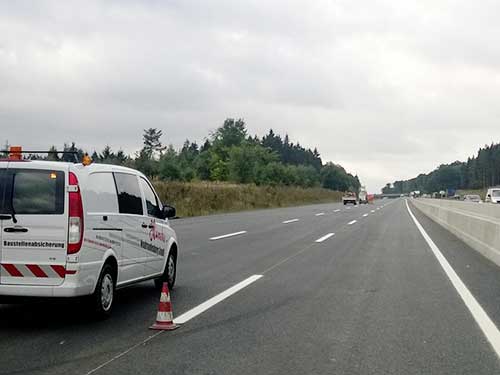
[2,199,500,374]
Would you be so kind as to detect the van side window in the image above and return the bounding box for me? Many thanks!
[113,173,143,215]
[87,173,119,213]
[10,169,65,215]
[140,177,162,218]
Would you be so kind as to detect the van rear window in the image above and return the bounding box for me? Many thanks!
[0,169,7,213]
[10,169,65,215]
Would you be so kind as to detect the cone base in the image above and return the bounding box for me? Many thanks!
[149,322,179,331]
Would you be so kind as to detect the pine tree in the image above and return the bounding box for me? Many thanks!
[142,128,166,159]
[1,140,10,157]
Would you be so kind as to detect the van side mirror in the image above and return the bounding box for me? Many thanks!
[162,205,176,219]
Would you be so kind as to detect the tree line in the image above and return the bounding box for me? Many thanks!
[2,118,361,192]
[382,142,500,194]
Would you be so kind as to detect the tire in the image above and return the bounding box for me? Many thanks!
[155,250,176,290]
[91,263,116,319]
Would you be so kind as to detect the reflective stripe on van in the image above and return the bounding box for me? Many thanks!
[1,263,72,278]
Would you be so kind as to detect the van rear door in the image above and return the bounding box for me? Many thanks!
[0,163,68,286]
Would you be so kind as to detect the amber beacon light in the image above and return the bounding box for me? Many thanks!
[82,153,92,166]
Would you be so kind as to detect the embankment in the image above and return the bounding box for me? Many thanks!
[153,181,343,217]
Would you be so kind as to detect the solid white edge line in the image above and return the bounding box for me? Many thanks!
[209,231,247,241]
[283,219,299,224]
[347,220,357,225]
[406,200,500,358]
[174,275,263,324]
[315,233,335,243]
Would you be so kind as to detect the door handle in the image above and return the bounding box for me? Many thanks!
[4,227,28,233]
[148,224,155,229]
[141,223,148,228]
[0,214,12,220]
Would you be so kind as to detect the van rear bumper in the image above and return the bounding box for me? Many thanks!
[0,279,94,298]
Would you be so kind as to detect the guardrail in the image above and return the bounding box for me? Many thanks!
[410,198,500,267]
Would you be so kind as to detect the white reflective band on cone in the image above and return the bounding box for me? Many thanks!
[160,293,170,303]
[156,311,173,322]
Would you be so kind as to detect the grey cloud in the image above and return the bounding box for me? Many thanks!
[2,0,500,192]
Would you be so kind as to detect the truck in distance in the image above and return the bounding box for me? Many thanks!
[358,187,368,204]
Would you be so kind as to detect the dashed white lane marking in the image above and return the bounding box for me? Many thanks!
[347,220,357,225]
[362,213,369,217]
[174,275,263,324]
[406,200,500,359]
[315,213,325,216]
[334,209,341,213]
[209,231,247,241]
[85,275,263,375]
[283,219,299,224]
[346,207,351,210]
[371,210,375,213]
[315,233,335,243]
[376,208,380,210]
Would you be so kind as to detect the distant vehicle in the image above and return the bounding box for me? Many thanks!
[485,187,500,204]
[342,192,357,205]
[0,147,179,317]
[463,194,482,203]
[358,187,368,204]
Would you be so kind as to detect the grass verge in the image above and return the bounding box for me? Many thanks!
[152,180,343,217]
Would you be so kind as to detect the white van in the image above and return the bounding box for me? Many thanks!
[0,151,178,317]
[485,187,500,204]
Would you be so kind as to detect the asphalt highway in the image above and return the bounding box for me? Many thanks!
[2,199,500,374]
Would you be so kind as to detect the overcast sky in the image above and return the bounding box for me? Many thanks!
[1,0,499,192]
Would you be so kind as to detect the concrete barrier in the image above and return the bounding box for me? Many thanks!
[410,198,500,267]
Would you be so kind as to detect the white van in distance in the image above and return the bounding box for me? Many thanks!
[0,148,179,317]
[485,187,500,204]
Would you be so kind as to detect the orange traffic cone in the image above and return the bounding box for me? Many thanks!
[150,282,179,331]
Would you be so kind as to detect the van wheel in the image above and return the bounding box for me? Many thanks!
[155,251,176,290]
[92,264,116,319]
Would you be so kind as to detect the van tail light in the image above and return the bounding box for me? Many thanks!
[68,172,84,254]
